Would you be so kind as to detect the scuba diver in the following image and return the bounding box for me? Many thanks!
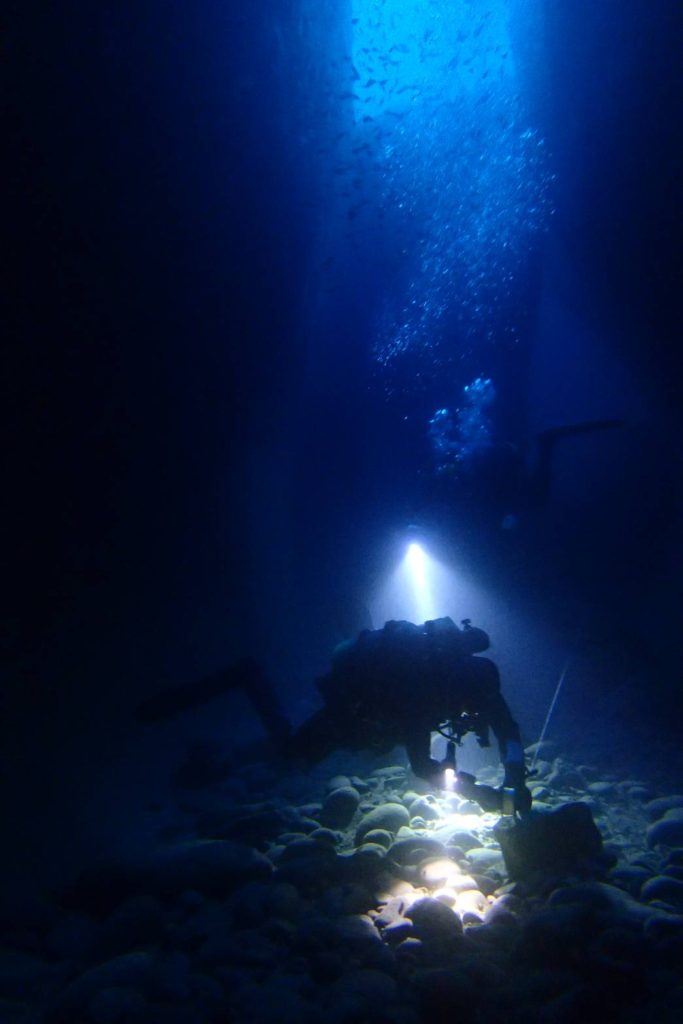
[429,379,624,531]
[138,616,532,816]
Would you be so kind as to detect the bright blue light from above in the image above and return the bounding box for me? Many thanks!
[339,0,554,395]
[351,0,516,124]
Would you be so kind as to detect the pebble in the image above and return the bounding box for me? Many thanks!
[363,829,393,849]
[17,748,683,1022]
[320,787,360,828]
[455,889,487,920]
[648,817,683,849]
[149,839,272,897]
[408,796,441,821]
[309,827,340,846]
[466,847,505,873]
[326,775,352,792]
[355,803,411,843]
[388,837,447,866]
[405,897,463,942]
[640,875,683,911]
[88,986,147,1024]
[608,865,652,896]
[645,795,683,821]
[587,781,616,797]
[438,829,480,851]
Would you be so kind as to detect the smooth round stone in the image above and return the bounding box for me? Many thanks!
[410,817,428,830]
[457,800,481,815]
[648,818,683,849]
[455,889,487,919]
[465,847,504,872]
[295,802,323,819]
[355,804,410,844]
[608,865,652,896]
[363,829,393,849]
[330,967,398,1005]
[395,937,423,957]
[297,818,320,834]
[628,786,652,802]
[149,840,272,897]
[664,849,683,866]
[409,797,441,821]
[278,838,336,864]
[641,876,683,910]
[587,781,616,797]
[354,843,387,861]
[396,826,417,840]
[276,832,308,845]
[432,887,457,907]
[483,893,521,925]
[388,837,447,867]
[320,787,360,829]
[471,874,499,896]
[445,831,480,853]
[309,828,340,846]
[380,919,415,945]
[644,914,683,942]
[645,795,683,821]
[333,915,382,948]
[88,986,147,1024]
[406,897,463,941]
[326,775,352,793]
[371,766,407,781]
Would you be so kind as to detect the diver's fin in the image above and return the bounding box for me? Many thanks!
[529,420,624,505]
[136,660,291,750]
[537,419,624,449]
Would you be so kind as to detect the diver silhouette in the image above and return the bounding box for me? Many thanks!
[527,420,625,506]
[138,616,532,816]
[432,418,624,532]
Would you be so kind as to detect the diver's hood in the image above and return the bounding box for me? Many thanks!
[459,626,490,654]
[423,616,490,654]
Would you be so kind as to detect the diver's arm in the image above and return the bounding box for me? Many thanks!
[405,725,442,783]
[487,689,525,787]
[474,658,530,812]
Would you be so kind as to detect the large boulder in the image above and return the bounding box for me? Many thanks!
[494,803,604,881]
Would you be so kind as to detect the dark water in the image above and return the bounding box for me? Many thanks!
[3,0,682,902]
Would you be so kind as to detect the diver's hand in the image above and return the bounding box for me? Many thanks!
[422,758,447,789]
[513,784,533,816]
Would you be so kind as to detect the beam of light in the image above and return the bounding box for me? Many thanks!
[405,542,430,618]
[370,534,470,626]
[398,541,437,622]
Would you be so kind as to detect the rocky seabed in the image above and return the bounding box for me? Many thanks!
[2,742,683,1023]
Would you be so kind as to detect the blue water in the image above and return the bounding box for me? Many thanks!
[2,0,681,905]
